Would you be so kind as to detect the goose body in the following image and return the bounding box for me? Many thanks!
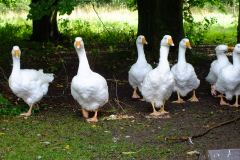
[141,35,175,116]
[206,45,231,96]
[171,38,200,103]
[128,35,152,98]
[71,37,109,122]
[215,44,240,107]
[9,46,54,116]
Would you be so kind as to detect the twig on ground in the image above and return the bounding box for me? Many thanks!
[165,116,240,143]
[106,79,128,83]
[112,75,126,113]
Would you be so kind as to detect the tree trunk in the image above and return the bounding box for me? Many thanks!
[30,0,60,41]
[237,0,240,43]
[137,0,184,59]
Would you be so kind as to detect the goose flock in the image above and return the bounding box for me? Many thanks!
[7,35,238,122]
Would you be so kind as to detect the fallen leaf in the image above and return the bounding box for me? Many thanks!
[65,145,70,150]
[0,132,5,136]
[122,151,136,155]
[187,150,200,156]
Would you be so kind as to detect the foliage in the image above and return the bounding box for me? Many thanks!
[184,17,217,45]
[0,94,27,115]
[58,18,136,45]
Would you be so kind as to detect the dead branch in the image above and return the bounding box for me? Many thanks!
[165,116,240,143]
[106,79,128,83]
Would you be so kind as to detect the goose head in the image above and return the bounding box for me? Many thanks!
[179,38,191,49]
[215,44,229,55]
[74,37,84,51]
[136,35,148,45]
[161,35,174,47]
[233,44,240,54]
[11,46,21,59]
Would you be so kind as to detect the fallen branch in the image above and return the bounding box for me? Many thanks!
[165,116,240,143]
[106,79,128,83]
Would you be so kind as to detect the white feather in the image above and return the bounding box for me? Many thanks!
[128,35,152,92]
[71,37,109,111]
[9,46,54,106]
[215,44,240,100]
[171,38,200,96]
[141,35,175,108]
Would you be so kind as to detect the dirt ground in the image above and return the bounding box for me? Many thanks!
[1,45,240,159]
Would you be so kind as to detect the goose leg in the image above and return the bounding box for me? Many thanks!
[150,102,161,116]
[172,92,185,103]
[132,88,140,99]
[87,110,98,123]
[188,90,199,102]
[82,108,89,119]
[20,104,34,117]
[158,103,169,115]
[219,94,230,106]
[231,96,239,107]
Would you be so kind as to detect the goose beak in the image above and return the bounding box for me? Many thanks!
[168,38,174,46]
[142,37,148,45]
[186,41,192,49]
[75,41,81,48]
[227,46,234,52]
[14,50,20,58]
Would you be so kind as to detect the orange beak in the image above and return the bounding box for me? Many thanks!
[227,46,234,52]
[168,38,174,46]
[75,41,81,48]
[142,37,148,45]
[14,50,20,58]
[185,41,192,49]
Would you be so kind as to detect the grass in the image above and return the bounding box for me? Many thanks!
[0,5,239,159]
[0,5,238,47]
[0,114,187,159]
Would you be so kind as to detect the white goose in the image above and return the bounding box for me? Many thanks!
[71,37,109,122]
[128,35,152,99]
[9,46,54,116]
[215,44,240,107]
[171,38,200,103]
[141,35,175,116]
[206,45,232,105]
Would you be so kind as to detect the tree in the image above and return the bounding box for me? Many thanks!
[137,0,184,57]
[238,0,240,42]
[28,0,79,41]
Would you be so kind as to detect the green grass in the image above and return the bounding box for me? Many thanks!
[0,115,187,159]
[0,6,238,47]
[203,24,237,45]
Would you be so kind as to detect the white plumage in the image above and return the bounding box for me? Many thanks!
[141,35,175,116]
[206,45,231,96]
[9,46,54,116]
[171,38,200,103]
[128,35,152,98]
[71,37,109,122]
[215,44,240,107]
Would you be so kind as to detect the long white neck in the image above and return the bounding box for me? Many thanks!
[136,43,147,63]
[216,52,229,61]
[233,51,240,67]
[11,57,20,74]
[76,47,91,75]
[158,46,170,69]
[177,46,186,64]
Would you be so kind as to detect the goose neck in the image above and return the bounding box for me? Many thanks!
[233,51,240,67]
[159,46,170,64]
[178,46,186,64]
[11,57,20,74]
[77,48,91,75]
[136,43,147,63]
